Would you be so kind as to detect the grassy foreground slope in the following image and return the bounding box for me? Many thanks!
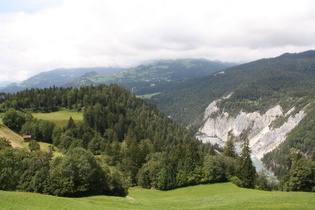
[1,183,314,209]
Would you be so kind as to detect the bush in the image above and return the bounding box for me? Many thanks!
[28,140,40,152]
[2,109,26,132]
[230,176,242,187]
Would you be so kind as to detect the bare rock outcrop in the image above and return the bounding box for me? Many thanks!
[200,95,307,160]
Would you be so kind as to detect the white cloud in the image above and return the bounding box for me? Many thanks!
[1,0,315,83]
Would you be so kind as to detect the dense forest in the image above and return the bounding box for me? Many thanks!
[0,83,314,196]
[0,84,261,197]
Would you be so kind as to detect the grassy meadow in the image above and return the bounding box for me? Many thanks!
[1,183,315,210]
[32,110,83,128]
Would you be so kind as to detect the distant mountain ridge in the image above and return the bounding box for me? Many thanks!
[0,67,123,93]
[64,59,236,94]
[0,58,235,94]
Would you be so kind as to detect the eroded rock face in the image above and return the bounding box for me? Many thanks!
[200,95,306,159]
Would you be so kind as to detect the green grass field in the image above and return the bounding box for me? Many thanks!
[32,111,83,128]
[1,183,314,209]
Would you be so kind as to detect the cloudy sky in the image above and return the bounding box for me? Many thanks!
[1,0,315,84]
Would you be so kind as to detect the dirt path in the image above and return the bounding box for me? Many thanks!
[126,196,135,200]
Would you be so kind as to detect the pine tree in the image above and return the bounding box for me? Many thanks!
[66,116,76,130]
[223,133,237,158]
[237,137,256,188]
[311,150,315,162]
[208,145,217,156]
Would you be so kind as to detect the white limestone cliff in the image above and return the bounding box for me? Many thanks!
[200,94,307,160]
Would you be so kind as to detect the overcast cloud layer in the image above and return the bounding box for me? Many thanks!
[1,0,315,83]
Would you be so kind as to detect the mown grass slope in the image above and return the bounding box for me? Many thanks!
[32,111,83,128]
[1,183,314,210]
[0,125,23,149]
[0,124,62,156]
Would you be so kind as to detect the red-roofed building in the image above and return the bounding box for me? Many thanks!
[23,135,32,142]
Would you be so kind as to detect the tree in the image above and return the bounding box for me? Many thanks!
[256,169,269,191]
[2,108,26,132]
[18,151,50,193]
[184,139,201,172]
[209,145,217,156]
[87,132,104,155]
[283,158,315,192]
[66,116,76,130]
[203,155,224,183]
[0,137,11,149]
[48,148,111,197]
[223,132,237,158]
[311,150,315,162]
[0,148,25,190]
[157,164,176,190]
[28,140,40,152]
[137,152,165,189]
[237,138,257,188]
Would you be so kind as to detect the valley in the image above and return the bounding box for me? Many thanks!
[0,50,315,207]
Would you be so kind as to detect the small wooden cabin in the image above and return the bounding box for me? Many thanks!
[23,135,32,142]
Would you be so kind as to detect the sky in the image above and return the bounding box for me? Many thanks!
[1,0,315,84]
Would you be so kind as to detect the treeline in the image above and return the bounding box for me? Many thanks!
[0,84,261,196]
[0,138,127,197]
[281,150,315,192]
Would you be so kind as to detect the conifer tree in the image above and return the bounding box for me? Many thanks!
[237,137,256,188]
[66,116,76,130]
[209,145,216,156]
[223,133,237,158]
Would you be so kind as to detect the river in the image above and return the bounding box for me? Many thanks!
[197,135,269,172]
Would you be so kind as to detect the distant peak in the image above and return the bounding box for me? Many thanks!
[82,71,98,77]
[279,50,315,59]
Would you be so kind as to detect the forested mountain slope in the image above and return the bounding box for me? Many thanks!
[150,50,315,178]
[150,50,315,128]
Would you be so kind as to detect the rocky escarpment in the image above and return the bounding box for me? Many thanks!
[199,94,307,159]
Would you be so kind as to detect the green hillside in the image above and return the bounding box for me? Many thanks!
[64,59,235,95]
[0,67,123,93]
[150,50,315,128]
[149,50,315,178]
[1,183,314,209]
